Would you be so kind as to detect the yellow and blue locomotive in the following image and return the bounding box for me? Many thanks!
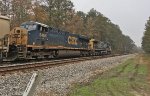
[0,21,111,61]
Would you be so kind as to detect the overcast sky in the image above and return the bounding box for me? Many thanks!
[71,0,150,46]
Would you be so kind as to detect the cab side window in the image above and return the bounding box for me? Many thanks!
[37,25,41,31]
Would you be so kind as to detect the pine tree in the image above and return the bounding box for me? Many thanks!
[43,0,74,28]
[142,17,150,53]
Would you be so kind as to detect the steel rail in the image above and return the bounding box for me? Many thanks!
[0,55,118,74]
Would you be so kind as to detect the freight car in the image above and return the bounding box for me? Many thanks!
[0,15,10,61]
[0,21,111,61]
[0,15,10,38]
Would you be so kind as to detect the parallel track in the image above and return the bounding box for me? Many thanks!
[0,55,119,74]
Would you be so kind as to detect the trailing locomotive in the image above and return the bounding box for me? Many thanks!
[0,21,111,61]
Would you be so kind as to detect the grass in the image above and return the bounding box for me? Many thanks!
[69,55,150,96]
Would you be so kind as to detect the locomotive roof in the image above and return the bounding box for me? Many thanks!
[21,21,49,28]
[78,35,90,40]
[21,21,89,40]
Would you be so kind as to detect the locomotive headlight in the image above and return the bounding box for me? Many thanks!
[16,30,20,34]
[33,42,35,45]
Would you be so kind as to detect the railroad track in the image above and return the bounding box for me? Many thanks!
[0,55,119,74]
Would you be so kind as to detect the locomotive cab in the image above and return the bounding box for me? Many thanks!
[20,21,52,59]
[20,21,49,46]
[89,39,98,50]
[88,39,98,55]
[4,21,49,60]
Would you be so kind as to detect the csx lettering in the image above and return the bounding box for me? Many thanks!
[68,36,77,45]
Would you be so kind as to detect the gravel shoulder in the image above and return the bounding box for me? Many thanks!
[0,55,135,96]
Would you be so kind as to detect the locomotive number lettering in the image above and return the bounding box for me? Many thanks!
[68,36,77,45]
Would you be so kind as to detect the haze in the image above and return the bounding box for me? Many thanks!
[71,0,150,46]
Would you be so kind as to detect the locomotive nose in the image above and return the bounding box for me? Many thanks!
[9,27,28,46]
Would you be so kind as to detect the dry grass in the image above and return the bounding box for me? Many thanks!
[69,55,150,96]
[141,54,150,83]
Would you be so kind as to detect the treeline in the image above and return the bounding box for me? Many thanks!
[142,17,150,53]
[0,0,136,54]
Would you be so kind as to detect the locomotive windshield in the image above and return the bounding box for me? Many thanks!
[20,24,37,31]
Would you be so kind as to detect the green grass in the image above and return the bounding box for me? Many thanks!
[69,56,150,96]
[138,64,148,75]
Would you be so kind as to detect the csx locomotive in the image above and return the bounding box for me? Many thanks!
[0,16,111,61]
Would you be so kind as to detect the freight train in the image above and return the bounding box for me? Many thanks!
[0,16,111,62]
